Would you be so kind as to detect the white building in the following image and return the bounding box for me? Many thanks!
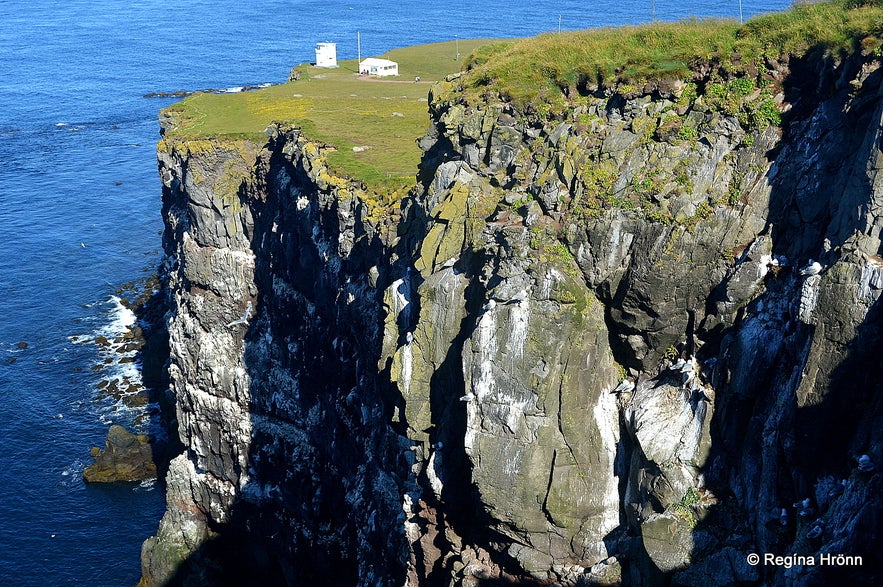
[359,57,398,77]
[315,42,338,68]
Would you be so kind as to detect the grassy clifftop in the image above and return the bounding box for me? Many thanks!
[457,0,883,107]
[160,0,883,195]
[159,39,499,196]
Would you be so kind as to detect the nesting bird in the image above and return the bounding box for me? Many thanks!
[806,519,825,540]
[799,259,823,276]
[857,454,875,473]
[612,379,635,394]
[669,356,697,387]
[795,498,814,518]
[508,290,529,303]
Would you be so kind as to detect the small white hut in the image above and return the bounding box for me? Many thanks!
[315,42,338,68]
[359,57,398,77]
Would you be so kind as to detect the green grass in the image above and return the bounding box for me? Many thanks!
[160,39,505,196]
[457,0,883,106]
[160,0,883,196]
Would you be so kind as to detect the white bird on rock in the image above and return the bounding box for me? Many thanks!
[857,454,875,472]
[507,290,528,304]
[799,259,822,276]
[612,379,635,394]
[226,301,253,328]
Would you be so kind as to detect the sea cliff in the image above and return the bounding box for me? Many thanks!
[140,4,883,585]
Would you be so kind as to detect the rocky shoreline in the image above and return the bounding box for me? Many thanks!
[143,83,274,99]
[79,274,179,484]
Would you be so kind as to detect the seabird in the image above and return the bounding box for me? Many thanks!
[857,454,875,472]
[795,498,814,518]
[612,379,635,394]
[779,507,788,526]
[806,519,825,540]
[799,259,822,276]
[483,299,497,311]
[405,331,414,344]
[670,357,687,371]
[459,392,475,402]
[507,290,528,303]
[226,301,253,328]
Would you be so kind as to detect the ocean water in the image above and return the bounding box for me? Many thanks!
[0,0,790,584]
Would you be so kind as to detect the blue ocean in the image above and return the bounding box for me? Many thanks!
[0,0,789,584]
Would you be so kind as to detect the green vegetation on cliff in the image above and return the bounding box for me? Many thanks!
[458,0,883,106]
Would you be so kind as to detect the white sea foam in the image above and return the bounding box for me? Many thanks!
[108,295,137,329]
[136,478,157,491]
[58,458,88,488]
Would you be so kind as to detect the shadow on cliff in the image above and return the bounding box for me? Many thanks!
[607,43,883,586]
[672,43,883,587]
[133,282,181,481]
[157,131,416,587]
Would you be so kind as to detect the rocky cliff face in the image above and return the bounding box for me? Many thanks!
[141,48,882,586]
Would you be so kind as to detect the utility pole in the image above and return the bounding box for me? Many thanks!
[652,0,656,21]
[739,0,743,24]
[558,14,562,33]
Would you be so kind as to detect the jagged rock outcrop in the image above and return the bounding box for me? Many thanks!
[83,424,157,483]
[141,38,883,587]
